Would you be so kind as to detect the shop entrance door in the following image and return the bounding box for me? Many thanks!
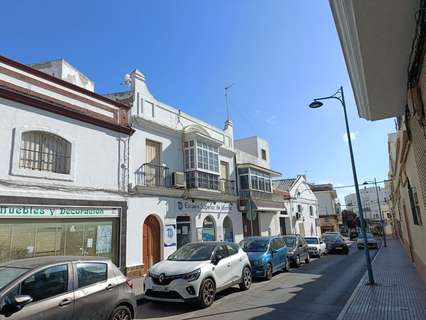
[176,216,191,249]
[242,212,260,237]
[279,217,288,235]
[143,215,161,272]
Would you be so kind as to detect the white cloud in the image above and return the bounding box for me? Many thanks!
[343,131,358,142]
[265,115,278,125]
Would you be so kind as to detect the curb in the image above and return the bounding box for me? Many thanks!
[336,243,384,320]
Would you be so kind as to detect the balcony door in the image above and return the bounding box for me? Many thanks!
[145,140,161,186]
[220,161,229,192]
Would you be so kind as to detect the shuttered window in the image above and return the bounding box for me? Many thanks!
[19,131,71,174]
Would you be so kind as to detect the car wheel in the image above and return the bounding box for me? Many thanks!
[266,263,273,280]
[283,258,290,272]
[295,255,301,267]
[239,267,252,290]
[305,255,310,264]
[110,305,132,320]
[344,247,349,255]
[198,278,216,308]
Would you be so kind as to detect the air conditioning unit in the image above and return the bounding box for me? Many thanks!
[172,172,185,188]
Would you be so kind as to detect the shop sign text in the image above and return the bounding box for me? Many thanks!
[176,200,232,213]
[0,206,120,218]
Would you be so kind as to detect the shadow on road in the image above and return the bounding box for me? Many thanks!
[136,244,379,320]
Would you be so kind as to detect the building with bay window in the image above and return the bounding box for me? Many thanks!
[106,69,241,278]
[235,136,286,237]
[0,56,133,268]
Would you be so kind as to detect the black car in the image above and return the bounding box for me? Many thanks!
[282,235,310,267]
[322,234,349,254]
[349,230,358,240]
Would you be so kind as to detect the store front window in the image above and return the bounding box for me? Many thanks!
[0,219,119,264]
[202,216,216,241]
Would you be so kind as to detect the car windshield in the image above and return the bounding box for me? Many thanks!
[168,243,216,261]
[282,236,297,248]
[239,239,270,252]
[0,267,28,291]
[323,235,339,243]
[305,237,319,244]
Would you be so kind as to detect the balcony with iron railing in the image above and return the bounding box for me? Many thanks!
[134,164,236,199]
[135,163,170,188]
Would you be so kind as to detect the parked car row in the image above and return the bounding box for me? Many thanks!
[0,233,357,318]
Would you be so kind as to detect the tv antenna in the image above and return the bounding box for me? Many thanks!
[225,83,235,121]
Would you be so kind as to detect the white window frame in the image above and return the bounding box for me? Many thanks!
[249,168,272,193]
[11,126,76,181]
[183,139,220,175]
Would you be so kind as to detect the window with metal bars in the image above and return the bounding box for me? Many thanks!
[19,131,71,174]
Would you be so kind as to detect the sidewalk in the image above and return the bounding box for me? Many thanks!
[338,239,426,320]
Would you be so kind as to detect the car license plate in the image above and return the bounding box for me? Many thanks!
[336,246,343,250]
[152,285,169,292]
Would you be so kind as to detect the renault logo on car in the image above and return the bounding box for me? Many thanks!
[159,273,165,283]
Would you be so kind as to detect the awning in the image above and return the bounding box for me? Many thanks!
[252,199,286,212]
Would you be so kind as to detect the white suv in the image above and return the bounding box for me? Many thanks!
[144,242,252,308]
[305,236,327,257]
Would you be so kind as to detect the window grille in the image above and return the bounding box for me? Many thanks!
[19,131,71,174]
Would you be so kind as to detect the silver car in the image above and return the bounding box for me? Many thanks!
[0,256,136,320]
[357,232,379,249]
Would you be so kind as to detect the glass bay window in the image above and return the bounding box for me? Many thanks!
[184,139,220,190]
[238,167,272,192]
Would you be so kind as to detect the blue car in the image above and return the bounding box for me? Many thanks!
[239,236,289,280]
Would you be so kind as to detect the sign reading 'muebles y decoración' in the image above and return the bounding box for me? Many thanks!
[0,206,120,218]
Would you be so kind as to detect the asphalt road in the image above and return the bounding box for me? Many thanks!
[136,243,378,320]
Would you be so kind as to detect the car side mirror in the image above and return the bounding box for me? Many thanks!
[212,254,223,265]
[15,295,32,307]
[1,295,32,316]
[271,249,277,255]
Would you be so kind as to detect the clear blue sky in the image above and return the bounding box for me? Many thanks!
[0,0,395,201]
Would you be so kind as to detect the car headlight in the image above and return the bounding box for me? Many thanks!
[148,270,155,278]
[183,269,201,282]
[253,260,263,266]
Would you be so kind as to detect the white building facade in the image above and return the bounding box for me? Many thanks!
[274,176,320,237]
[344,186,387,221]
[107,70,242,277]
[235,136,286,238]
[0,56,133,269]
[310,183,341,233]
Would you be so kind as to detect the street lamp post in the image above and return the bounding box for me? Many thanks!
[309,86,375,285]
[363,178,387,247]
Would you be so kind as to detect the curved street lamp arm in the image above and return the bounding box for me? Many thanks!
[313,87,344,104]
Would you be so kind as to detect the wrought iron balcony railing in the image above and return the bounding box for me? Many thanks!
[135,163,170,187]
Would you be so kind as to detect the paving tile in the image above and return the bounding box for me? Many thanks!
[339,240,426,320]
